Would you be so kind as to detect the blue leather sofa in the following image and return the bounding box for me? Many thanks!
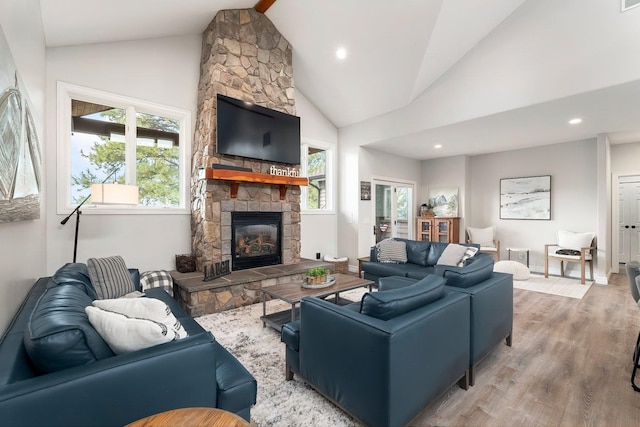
[281,275,471,427]
[0,263,257,426]
[362,239,494,287]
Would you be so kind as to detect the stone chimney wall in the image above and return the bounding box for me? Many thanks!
[191,9,300,270]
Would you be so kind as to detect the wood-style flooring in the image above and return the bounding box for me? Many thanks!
[410,270,640,426]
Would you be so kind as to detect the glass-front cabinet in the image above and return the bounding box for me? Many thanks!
[416,217,460,243]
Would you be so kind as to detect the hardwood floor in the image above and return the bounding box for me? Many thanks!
[411,270,640,426]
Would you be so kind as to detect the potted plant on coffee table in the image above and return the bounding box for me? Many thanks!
[305,266,329,285]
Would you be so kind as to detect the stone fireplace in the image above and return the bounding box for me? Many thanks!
[171,8,325,316]
[191,8,300,272]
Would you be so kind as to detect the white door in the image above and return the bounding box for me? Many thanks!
[372,181,414,244]
[619,179,640,263]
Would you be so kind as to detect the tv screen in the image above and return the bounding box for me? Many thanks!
[216,94,301,165]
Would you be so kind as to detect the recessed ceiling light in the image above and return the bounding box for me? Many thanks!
[336,47,347,60]
[434,144,442,149]
[569,118,582,125]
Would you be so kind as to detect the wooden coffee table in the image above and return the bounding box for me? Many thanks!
[260,273,374,331]
[126,407,248,427]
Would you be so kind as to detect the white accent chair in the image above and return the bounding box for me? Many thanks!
[466,226,500,261]
[544,230,596,284]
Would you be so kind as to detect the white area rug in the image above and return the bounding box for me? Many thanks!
[196,289,367,426]
[513,273,593,299]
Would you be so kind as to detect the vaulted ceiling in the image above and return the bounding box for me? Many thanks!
[40,0,640,159]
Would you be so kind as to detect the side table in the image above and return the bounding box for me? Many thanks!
[507,248,530,267]
[357,256,370,278]
[126,407,248,427]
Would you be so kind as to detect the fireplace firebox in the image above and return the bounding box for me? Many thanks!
[231,212,282,271]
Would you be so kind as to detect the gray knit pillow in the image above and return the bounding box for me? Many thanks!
[87,256,135,299]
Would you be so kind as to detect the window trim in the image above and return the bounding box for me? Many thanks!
[301,138,336,214]
[57,82,191,215]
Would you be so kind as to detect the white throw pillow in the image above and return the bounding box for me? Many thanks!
[437,244,469,266]
[557,230,595,251]
[85,306,181,354]
[92,297,187,339]
[467,227,495,248]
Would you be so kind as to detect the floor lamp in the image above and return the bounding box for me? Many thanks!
[61,170,138,263]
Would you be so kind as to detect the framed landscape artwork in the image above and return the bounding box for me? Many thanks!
[428,187,458,217]
[500,175,551,220]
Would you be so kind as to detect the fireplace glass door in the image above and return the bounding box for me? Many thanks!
[231,212,282,270]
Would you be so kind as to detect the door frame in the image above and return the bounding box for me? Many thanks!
[370,176,416,246]
[612,171,640,272]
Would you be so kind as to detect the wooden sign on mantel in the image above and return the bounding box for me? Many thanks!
[205,168,309,200]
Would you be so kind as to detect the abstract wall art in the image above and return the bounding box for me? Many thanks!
[0,26,42,222]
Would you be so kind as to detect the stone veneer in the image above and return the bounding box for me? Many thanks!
[187,9,303,313]
[191,8,300,273]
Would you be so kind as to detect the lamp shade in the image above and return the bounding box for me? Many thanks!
[91,183,139,205]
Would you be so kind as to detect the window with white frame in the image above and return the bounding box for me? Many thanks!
[57,82,191,213]
[301,140,334,212]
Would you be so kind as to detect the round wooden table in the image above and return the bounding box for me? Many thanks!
[126,407,249,427]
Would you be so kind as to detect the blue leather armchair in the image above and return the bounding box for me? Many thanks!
[282,275,471,427]
[379,271,513,386]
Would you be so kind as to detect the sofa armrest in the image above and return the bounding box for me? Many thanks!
[377,276,418,291]
[0,332,219,427]
[435,254,494,288]
[298,293,470,427]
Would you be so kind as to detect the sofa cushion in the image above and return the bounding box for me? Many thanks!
[557,230,595,251]
[403,264,435,280]
[397,239,430,266]
[436,244,469,266]
[376,239,407,263]
[361,261,410,278]
[427,242,449,266]
[85,305,183,354]
[360,275,446,320]
[23,285,114,374]
[47,263,98,300]
[92,297,187,339]
[87,256,136,299]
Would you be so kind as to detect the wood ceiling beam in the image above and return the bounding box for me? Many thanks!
[254,0,276,13]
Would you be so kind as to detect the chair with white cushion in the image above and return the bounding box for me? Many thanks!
[466,226,500,261]
[544,230,595,284]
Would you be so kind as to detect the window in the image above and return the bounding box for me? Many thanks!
[57,82,191,214]
[301,140,335,212]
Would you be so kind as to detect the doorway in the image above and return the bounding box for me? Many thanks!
[617,176,640,265]
[372,180,414,244]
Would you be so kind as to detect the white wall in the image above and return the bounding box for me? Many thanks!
[420,155,470,240]
[0,0,47,335]
[356,148,421,263]
[611,142,640,173]
[45,36,201,273]
[468,139,601,281]
[296,90,339,261]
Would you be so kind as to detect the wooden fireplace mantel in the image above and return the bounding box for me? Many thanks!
[205,168,309,200]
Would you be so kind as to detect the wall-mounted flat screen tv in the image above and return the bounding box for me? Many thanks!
[216,94,301,165]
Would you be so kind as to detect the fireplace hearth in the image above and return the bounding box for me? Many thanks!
[231,212,282,271]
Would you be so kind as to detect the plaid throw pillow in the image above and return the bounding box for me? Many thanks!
[140,270,174,296]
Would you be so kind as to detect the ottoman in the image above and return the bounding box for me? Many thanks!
[494,260,530,281]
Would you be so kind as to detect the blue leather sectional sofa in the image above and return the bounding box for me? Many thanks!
[0,263,257,426]
[282,239,513,426]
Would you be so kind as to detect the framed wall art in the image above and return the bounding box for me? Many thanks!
[500,175,551,220]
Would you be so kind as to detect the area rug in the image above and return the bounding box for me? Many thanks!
[195,290,366,426]
[512,273,593,299]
